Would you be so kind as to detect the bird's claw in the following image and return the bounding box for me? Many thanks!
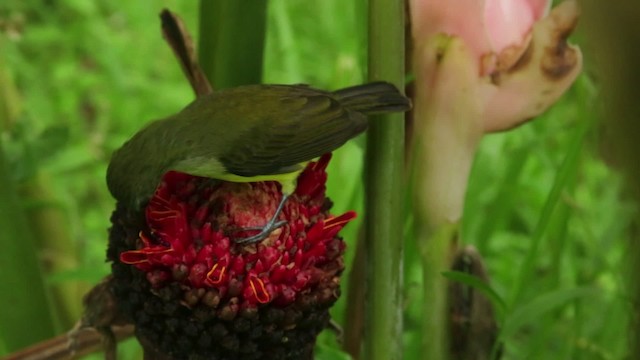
[232,194,290,245]
[233,220,287,245]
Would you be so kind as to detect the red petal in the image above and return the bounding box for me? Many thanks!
[248,275,271,304]
[206,263,227,285]
[120,250,151,264]
[324,211,357,230]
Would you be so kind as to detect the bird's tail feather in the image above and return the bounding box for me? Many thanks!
[332,81,411,115]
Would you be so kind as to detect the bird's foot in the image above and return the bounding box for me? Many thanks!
[233,220,288,245]
[232,194,290,245]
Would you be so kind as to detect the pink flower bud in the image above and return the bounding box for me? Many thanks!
[411,0,549,76]
[410,0,582,227]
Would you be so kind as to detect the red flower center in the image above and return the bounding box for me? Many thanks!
[120,154,355,308]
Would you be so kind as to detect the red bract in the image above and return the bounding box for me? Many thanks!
[119,154,354,308]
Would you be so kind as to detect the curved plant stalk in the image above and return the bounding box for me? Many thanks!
[363,0,406,359]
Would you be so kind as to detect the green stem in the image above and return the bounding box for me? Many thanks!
[419,224,458,360]
[581,4,640,355]
[21,173,84,329]
[0,137,56,351]
[198,0,267,88]
[363,0,405,358]
[343,232,366,358]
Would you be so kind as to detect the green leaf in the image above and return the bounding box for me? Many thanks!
[45,267,109,285]
[32,125,70,162]
[501,287,598,339]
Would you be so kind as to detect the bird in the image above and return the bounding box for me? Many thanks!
[107,81,411,244]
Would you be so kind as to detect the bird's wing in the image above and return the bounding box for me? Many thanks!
[218,93,368,177]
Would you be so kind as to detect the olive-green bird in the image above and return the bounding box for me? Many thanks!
[107,81,410,244]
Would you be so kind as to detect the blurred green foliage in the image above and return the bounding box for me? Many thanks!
[0,0,635,359]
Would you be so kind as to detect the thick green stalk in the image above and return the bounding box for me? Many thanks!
[21,173,83,329]
[581,2,640,355]
[198,0,267,88]
[6,72,80,328]
[363,0,405,358]
[0,137,56,351]
[420,225,457,360]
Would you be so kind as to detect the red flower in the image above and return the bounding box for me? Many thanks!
[119,154,355,309]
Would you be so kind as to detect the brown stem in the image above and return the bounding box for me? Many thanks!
[0,275,134,360]
[448,245,501,360]
[0,325,135,360]
[160,8,213,97]
[343,230,366,359]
